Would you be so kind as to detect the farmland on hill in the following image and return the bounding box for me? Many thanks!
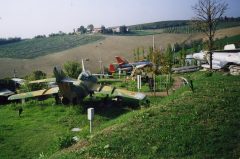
[0,35,104,59]
[0,27,239,78]
[128,19,240,34]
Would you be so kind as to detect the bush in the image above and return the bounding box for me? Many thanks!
[204,72,213,77]
[58,134,76,149]
[63,61,82,79]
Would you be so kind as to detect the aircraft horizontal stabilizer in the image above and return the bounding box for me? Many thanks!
[0,89,15,97]
[95,85,146,100]
[29,78,56,84]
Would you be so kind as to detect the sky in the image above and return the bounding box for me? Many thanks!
[0,0,239,38]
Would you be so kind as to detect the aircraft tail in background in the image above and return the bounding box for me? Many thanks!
[109,64,116,73]
[115,56,129,65]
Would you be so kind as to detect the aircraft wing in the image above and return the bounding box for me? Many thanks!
[98,79,123,83]
[29,78,56,84]
[201,64,222,70]
[201,60,228,69]
[0,89,15,97]
[136,64,148,69]
[95,85,146,100]
[8,87,59,100]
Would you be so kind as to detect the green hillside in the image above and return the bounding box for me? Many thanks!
[0,35,104,59]
[1,72,239,159]
[128,20,189,30]
[0,98,131,159]
[128,19,240,34]
[50,72,240,159]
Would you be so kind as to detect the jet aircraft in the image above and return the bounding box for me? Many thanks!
[193,44,240,69]
[109,56,152,74]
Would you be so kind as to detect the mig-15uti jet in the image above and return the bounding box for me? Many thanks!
[193,44,240,69]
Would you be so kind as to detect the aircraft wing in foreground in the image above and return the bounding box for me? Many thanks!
[8,87,59,100]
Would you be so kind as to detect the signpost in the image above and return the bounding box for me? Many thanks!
[88,108,94,133]
[137,75,141,92]
[118,69,121,79]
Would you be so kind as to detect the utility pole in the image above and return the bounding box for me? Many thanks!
[152,35,155,50]
[96,42,103,76]
[13,69,16,78]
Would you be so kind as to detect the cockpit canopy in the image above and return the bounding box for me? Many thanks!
[78,71,98,83]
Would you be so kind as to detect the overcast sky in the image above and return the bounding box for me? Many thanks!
[0,0,239,38]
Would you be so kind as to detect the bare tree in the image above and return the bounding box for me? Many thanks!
[192,0,228,69]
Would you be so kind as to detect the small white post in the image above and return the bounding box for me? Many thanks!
[118,69,121,79]
[137,75,141,92]
[88,108,94,133]
[21,98,25,104]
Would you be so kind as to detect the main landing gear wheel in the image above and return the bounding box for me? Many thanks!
[62,97,70,105]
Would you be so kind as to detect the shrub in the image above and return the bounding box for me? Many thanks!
[58,134,76,149]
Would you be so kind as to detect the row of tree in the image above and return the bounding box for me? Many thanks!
[76,25,129,34]
[0,37,22,45]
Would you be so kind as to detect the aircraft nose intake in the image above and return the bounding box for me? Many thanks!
[134,92,146,100]
[193,53,204,60]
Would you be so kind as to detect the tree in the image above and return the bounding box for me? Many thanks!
[63,61,82,79]
[136,47,140,61]
[192,0,228,69]
[179,47,186,66]
[77,26,86,34]
[21,70,47,92]
[164,44,174,73]
[87,24,94,32]
[119,25,127,34]
[101,25,106,34]
[133,49,137,62]
[147,46,154,61]
[141,47,145,60]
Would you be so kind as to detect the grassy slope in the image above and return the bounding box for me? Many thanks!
[0,35,104,59]
[50,72,240,159]
[0,97,135,159]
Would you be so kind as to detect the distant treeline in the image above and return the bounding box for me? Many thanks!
[129,20,189,30]
[174,34,240,53]
[128,17,240,31]
[0,37,22,45]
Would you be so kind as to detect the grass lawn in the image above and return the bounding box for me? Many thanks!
[0,97,136,159]
[50,72,240,159]
[0,72,239,159]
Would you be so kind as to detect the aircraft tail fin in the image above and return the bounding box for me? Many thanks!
[109,64,116,73]
[53,67,66,82]
[81,59,85,72]
[115,56,128,65]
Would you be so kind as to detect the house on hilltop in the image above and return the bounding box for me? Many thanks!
[92,28,103,33]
